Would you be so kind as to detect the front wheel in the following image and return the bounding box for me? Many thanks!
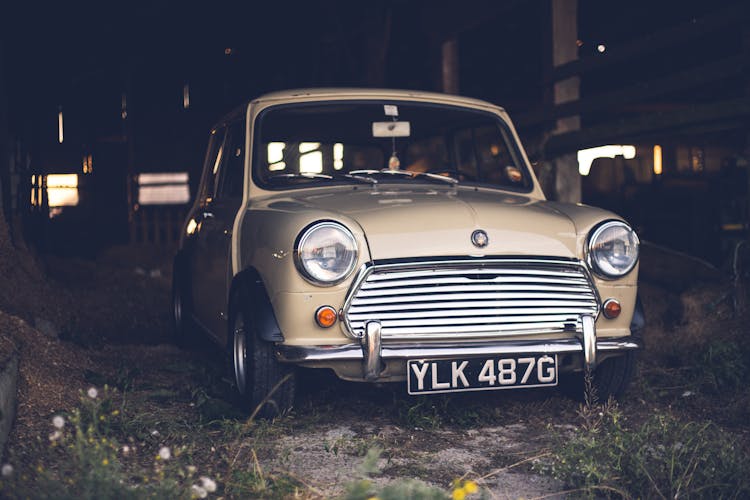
[560,351,638,402]
[230,292,295,418]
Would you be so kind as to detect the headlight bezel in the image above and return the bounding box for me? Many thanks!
[586,220,640,280]
[294,220,359,286]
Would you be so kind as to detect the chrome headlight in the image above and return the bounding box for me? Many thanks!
[587,221,639,279]
[295,221,358,285]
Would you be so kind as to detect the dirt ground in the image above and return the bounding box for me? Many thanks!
[1,242,749,498]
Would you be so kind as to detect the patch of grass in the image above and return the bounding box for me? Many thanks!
[699,339,749,391]
[395,395,487,429]
[223,450,302,499]
[343,448,483,500]
[84,363,140,392]
[0,386,207,499]
[539,400,750,499]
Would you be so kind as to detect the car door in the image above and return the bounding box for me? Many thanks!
[190,120,245,341]
[188,125,226,337]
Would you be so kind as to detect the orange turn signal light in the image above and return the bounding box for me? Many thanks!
[602,299,621,319]
[315,306,338,328]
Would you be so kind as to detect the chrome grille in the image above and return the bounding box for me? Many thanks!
[343,259,599,340]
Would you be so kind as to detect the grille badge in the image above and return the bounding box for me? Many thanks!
[471,230,489,248]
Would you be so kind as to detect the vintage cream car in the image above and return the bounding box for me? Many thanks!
[173,88,643,416]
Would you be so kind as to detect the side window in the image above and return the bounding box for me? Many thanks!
[199,126,227,204]
[218,120,245,198]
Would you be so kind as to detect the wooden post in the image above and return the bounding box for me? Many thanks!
[125,68,136,244]
[442,38,460,95]
[549,0,581,203]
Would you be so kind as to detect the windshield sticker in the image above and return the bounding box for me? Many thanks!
[383,105,399,117]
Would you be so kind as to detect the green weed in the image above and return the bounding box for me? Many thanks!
[540,401,750,499]
[0,386,215,499]
[343,447,483,500]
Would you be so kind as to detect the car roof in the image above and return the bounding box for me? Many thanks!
[215,88,506,126]
[250,88,505,111]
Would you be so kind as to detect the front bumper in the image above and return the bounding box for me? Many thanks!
[276,316,642,381]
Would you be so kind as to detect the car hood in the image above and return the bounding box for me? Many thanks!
[263,185,580,260]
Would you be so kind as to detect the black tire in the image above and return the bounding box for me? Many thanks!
[229,289,295,418]
[562,296,643,402]
[172,255,200,348]
[560,351,637,403]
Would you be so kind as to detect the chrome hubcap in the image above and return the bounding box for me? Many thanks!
[233,316,247,394]
[173,281,182,326]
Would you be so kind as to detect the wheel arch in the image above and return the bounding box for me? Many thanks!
[228,267,285,345]
[630,293,645,342]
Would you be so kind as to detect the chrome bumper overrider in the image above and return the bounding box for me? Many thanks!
[276,315,643,379]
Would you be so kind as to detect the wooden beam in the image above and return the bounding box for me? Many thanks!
[544,97,750,155]
[518,54,748,127]
[442,38,460,94]
[550,3,750,83]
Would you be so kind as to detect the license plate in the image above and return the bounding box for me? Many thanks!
[407,354,558,395]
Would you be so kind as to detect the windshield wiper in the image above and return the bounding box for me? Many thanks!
[411,171,459,185]
[268,173,333,182]
[334,173,378,185]
[348,168,458,185]
[267,172,377,186]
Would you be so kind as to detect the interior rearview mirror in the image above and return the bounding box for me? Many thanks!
[372,121,411,138]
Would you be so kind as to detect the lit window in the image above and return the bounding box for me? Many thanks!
[299,151,323,174]
[653,145,662,175]
[577,145,635,175]
[47,174,79,207]
[333,143,344,170]
[137,172,190,205]
[82,154,93,174]
[299,142,320,154]
[267,142,286,171]
[268,142,285,162]
[57,109,64,144]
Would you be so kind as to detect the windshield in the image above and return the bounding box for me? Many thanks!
[253,101,532,191]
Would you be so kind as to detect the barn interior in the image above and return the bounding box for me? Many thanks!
[1,0,748,267]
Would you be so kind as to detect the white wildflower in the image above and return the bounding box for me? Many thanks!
[122,445,130,455]
[52,415,65,429]
[1,464,13,477]
[200,476,217,493]
[87,387,98,399]
[191,484,208,499]
[158,446,171,460]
